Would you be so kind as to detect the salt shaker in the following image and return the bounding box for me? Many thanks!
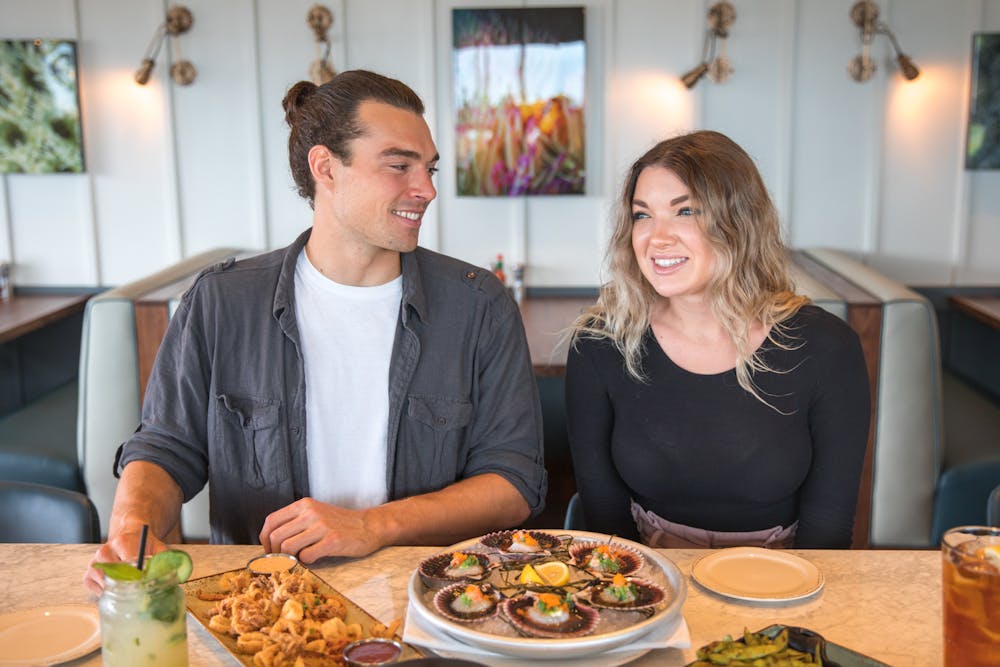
[0,263,11,302]
[510,263,525,304]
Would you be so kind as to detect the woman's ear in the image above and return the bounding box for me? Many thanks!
[308,145,335,187]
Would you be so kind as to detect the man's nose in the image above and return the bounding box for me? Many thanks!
[412,169,437,201]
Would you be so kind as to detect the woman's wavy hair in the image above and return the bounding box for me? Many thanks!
[573,130,809,407]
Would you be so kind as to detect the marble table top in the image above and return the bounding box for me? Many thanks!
[0,543,941,666]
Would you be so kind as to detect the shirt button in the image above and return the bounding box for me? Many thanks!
[465,271,477,280]
[290,426,300,434]
[435,416,447,426]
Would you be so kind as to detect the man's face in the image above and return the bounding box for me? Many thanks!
[325,100,439,254]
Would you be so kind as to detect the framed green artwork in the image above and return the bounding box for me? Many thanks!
[966,33,1000,170]
[453,7,585,196]
[0,39,85,173]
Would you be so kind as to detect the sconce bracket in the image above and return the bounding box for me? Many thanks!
[308,5,334,42]
[165,5,194,36]
[708,1,736,38]
[849,1,878,31]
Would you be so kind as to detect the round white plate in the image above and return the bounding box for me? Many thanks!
[691,547,824,603]
[407,529,687,660]
[0,604,102,666]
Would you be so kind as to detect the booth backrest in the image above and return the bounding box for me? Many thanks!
[800,248,944,547]
[78,248,244,540]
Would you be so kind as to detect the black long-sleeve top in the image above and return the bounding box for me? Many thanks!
[565,305,871,548]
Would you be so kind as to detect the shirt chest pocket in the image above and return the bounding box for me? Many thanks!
[215,393,289,489]
[405,396,474,483]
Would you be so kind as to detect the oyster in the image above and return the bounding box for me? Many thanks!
[480,530,561,554]
[587,574,668,611]
[418,551,492,589]
[503,592,599,638]
[434,582,502,623]
[568,540,644,577]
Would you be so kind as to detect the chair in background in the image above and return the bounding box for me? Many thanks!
[989,484,1000,527]
[564,491,586,531]
[0,480,100,543]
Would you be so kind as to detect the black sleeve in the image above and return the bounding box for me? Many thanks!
[565,338,641,541]
[794,330,872,548]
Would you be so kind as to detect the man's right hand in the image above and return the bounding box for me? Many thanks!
[84,525,169,594]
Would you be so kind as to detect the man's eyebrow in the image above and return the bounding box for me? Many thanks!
[670,195,689,205]
[380,147,439,164]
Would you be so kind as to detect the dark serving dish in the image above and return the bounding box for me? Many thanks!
[687,625,890,667]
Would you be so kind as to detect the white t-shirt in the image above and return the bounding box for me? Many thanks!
[294,249,401,509]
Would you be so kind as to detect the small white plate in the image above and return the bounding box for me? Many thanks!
[691,547,824,603]
[0,604,102,666]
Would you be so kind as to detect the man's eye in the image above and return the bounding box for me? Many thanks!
[427,166,439,176]
[391,164,408,172]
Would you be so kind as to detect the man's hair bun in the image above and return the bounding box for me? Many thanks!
[282,81,318,126]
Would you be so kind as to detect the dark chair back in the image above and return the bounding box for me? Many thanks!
[564,492,586,531]
[0,481,100,543]
[989,485,1000,528]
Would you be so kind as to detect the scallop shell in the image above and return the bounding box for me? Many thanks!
[586,576,668,611]
[502,593,599,639]
[568,540,644,577]
[418,551,492,589]
[433,582,502,624]
[479,530,561,554]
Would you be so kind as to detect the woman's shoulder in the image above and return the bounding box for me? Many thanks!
[781,304,861,353]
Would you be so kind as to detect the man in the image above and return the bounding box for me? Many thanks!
[85,70,545,592]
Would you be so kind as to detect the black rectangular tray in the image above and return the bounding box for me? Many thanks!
[687,624,890,667]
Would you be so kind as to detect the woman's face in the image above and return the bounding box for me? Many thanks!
[630,166,716,301]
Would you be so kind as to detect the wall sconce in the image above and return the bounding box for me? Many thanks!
[134,5,196,86]
[848,0,919,82]
[680,1,736,89]
[307,4,336,85]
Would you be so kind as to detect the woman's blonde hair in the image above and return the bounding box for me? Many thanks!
[573,130,809,406]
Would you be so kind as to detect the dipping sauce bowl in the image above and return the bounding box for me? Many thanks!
[342,638,404,666]
[247,553,299,575]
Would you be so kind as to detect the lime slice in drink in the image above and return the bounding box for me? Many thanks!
[93,562,143,581]
[143,550,194,583]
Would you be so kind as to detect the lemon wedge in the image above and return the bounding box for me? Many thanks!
[518,564,546,586]
[979,545,1000,569]
[534,561,571,587]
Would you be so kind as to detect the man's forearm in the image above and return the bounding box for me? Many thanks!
[109,461,184,542]
[366,473,531,547]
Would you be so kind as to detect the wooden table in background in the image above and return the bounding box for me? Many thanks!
[0,543,942,666]
[950,294,1000,331]
[0,294,89,344]
[519,296,595,376]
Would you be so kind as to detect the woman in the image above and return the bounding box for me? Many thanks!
[566,131,870,548]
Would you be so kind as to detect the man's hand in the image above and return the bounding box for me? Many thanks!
[84,525,169,594]
[259,498,383,563]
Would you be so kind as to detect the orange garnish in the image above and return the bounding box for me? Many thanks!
[513,531,539,546]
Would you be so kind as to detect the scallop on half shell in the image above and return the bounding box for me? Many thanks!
[479,529,561,554]
[568,540,644,577]
[433,582,502,624]
[586,576,669,611]
[502,592,600,639]
[418,551,492,589]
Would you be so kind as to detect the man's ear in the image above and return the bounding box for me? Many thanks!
[308,145,336,187]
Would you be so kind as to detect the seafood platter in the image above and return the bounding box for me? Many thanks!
[407,529,686,660]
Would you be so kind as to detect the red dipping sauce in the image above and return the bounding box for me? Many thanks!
[343,638,403,666]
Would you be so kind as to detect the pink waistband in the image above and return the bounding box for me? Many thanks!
[630,500,797,549]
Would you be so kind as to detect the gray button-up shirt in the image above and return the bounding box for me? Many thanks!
[117,229,546,544]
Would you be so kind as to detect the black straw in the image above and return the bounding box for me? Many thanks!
[136,524,149,571]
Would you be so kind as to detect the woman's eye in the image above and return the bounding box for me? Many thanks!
[678,206,695,216]
[631,210,650,222]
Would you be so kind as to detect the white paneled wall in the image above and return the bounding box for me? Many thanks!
[1,0,998,288]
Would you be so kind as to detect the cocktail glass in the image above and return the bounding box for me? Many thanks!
[941,525,1000,667]
[99,570,188,666]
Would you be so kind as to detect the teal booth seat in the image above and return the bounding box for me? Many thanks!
[931,458,1000,544]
